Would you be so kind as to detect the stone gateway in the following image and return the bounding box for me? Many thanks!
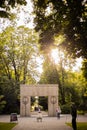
[20,84,58,117]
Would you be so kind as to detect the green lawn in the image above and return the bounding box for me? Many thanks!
[66,122,87,130]
[0,122,17,130]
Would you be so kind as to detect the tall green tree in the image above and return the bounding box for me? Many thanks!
[32,0,87,110]
[39,50,87,112]
[0,25,40,113]
[0,26,39,84]
[39,54,60,85]
[39,54,66,104]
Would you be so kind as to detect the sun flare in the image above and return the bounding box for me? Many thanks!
[51,48,60,64]
[50,48,83,71]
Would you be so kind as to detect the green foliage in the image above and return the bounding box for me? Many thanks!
[0,76,20,113]
[33,0,87,58]
[0,25,40,114]
[0,0,27,18]
[0,122,17,130]
[0,95,6,114]
[39,52,87,112]
[77,110,85,115]
[33,0,87,107]
[82,59,87,80]
[0,26,39,84]
[61,103,71,114]
[39,55,60,84]
[79,93,87,111]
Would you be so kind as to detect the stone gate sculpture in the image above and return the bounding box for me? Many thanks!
[20,84,58,117]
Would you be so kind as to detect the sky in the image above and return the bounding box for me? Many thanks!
[17,0,34,28]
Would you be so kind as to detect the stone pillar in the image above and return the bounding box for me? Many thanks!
[26,96,31,117]
[48,96,58,116]
[26,96,31,116]
[20,96,31,117]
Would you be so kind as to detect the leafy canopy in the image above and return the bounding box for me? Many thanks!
[33,0,87,58]
[0,0,27,18]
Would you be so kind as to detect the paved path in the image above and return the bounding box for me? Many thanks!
[0,114,87,130]
[12,115,72,130]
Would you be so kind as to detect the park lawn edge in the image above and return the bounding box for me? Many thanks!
[0,122,17,130]
[66,122,87,130]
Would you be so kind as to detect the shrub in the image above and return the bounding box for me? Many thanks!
[61,104,71,114]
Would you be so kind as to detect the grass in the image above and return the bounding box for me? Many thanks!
[66,122,87,130]
[0,122,17,130]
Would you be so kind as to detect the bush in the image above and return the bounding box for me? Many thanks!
[0,95,6,114]
[61,104,71,114]
[77,110,85,115]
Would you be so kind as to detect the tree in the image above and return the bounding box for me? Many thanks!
[39,50,87,112]
[82,59,87,80]
[39,54,67,104]
[0,26,39,84]
[39,54,60,85]
[0,25,40,113]
[33,0,87,58]
[0,0,27,18]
